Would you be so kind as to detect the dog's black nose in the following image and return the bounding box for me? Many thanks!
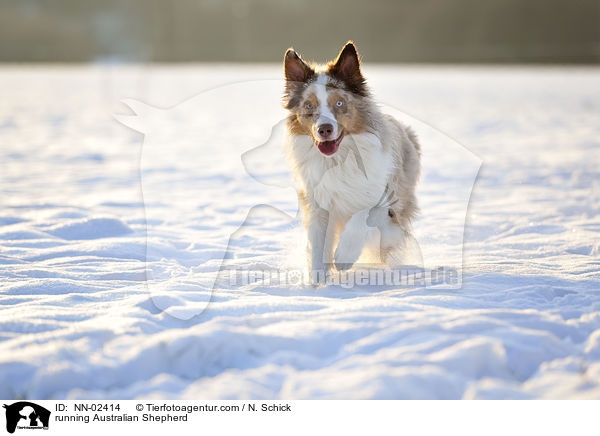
[317,123,334,138]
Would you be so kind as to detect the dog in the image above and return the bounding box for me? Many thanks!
[282,41,421,285]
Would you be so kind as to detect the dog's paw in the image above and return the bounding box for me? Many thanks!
[309,268,329,287]
[335,262,354,271]
[334,238,362,271]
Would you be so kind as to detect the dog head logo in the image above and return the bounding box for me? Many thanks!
[3,402,50,434]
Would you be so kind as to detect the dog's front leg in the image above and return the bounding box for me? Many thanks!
[334,208,370,271]
[305,205,329,285]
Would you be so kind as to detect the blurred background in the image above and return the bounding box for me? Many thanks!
[1,0,599,64]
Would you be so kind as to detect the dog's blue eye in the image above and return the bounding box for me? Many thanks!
[336,100,343,107]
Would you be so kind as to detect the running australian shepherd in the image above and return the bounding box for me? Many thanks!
[283,41,421,285]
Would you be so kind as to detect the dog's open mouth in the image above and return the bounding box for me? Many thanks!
[316,132,344,156]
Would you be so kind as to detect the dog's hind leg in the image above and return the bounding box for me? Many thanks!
[379,214,423,268]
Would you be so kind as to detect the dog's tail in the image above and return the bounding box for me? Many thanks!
[405,125,421,155]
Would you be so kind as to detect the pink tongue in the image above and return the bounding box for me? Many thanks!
[318,140,337,155]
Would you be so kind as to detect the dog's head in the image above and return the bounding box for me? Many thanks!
[283,41,372,156]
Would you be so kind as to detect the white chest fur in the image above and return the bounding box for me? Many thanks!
[286,132,393,218]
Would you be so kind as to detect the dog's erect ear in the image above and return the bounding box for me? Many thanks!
[331,42,361,78]
[329,41,367,96]
[283,48,314,109]
[284,49,314,83]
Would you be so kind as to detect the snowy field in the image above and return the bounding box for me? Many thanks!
[0,64,599,399]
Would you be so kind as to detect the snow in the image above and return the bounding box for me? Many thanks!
[0,64,599,399]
